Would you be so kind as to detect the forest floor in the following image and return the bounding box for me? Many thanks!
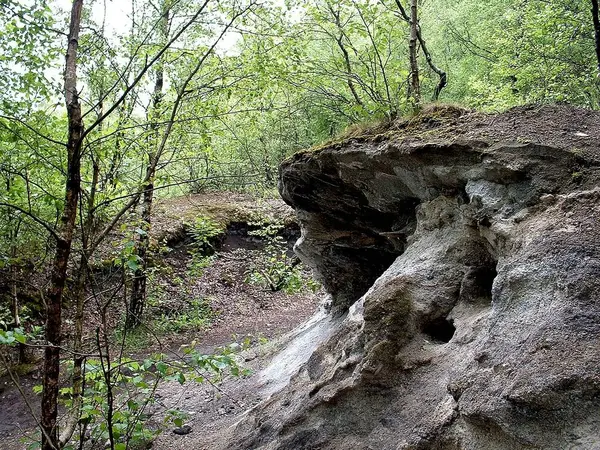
[0,192,322,450]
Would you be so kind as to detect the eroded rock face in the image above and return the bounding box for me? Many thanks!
[224,105,600,449]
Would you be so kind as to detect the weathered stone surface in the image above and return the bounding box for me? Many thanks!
[221,105,600,449]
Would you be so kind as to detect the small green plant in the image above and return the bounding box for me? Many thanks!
[188,216,223,252]
[186,215,222,278]
[230,333,269,349]
[0,304,14,331]
[146,267,167,308]
[187,253,215,278]
[164,408,190,429]
[245,243,303,292]
[113,326,153,350]
[113,224,147,273]
[30,345,246,450]
[0,327,28,345]
[245,222,320,294]
[153,297,216,334]
[0,324,41,345]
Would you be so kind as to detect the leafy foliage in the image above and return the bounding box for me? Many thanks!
[153,297,216,333]
[0,327,27,345]
[189,216,224,253]
[0,0,60,113]
[423,0,600,108]
[245,221,320,294]
[29,345,245,449]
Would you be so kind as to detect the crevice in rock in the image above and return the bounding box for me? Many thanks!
[422,317,456,344]
[459,240,498,305]
[462,265,497,303]
[295,199,419,313]
[478,266,497,297]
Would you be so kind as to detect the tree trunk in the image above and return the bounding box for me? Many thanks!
[127,172,154,328]
[128,4,168,329]
[58,153,98,446]
[41,1,84,449]
[127,0,246,329]
[327,4,364,109]
[592,0,600,74]
[6,178,20,331]
[10,238,27,363]
[408,0,420,108]
[393,0,446,101]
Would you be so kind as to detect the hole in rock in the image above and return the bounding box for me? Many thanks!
[459,262,498,305]
[422,317,456,343]
[473,265,497,301]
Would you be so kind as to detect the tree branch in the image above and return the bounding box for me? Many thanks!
[0,203,59,241]
[391,0,446,101]
[0,115,66,147]
[82,0,212,139]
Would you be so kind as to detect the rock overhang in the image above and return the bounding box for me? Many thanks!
[224,105,600,450]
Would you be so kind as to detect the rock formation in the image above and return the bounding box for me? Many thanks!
[223,105,600,449]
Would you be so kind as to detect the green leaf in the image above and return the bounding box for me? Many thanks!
[27,441,41,450]
[126,258,140,271]
[155,361,168,375]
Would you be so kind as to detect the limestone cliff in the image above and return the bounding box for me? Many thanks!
[224,105,600,449]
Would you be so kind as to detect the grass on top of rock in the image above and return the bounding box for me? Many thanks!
[301,103,472,156]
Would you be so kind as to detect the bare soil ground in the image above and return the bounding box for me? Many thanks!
[325,103,600,164]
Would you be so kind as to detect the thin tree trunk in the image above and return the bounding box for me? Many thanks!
[392,0,446,101]
[6,178,20,332]
[353,2,394,116]
[10,236,26,363]
[127,0,250,328]
[326,4,364,108]
[59,149,98,446]
[127,170,154,327]
[10,255,19,329]
[592,0,600,74]
[408,0,420,107]
[419,28,447,100]
[41,1,84,449]
[128,4,168,328]
[338,37,365,108]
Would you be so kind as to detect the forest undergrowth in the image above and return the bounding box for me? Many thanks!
[0,192,321,450]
